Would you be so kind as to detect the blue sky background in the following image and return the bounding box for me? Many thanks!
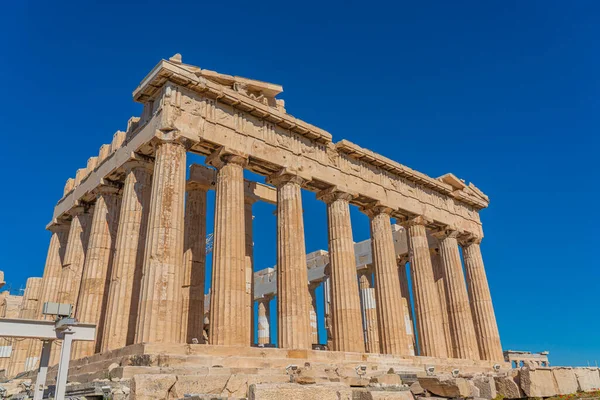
[1,1,598,366]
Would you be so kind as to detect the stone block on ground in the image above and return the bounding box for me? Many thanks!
[409,381,424,396]
[552,367,579,395]
[574,368,600,392]
[370,373,402,385]
[519,368,558,398]
[248,382,353,400]
[494,373,524,399]
[356,390,414,400]
[130,374,177,400]
[418,375,471,398]
[472,376,497,400]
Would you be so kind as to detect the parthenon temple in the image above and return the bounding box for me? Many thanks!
[2,54,507,392]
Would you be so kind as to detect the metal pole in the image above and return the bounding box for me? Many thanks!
[33,340,52,400]
[54,331,74,400]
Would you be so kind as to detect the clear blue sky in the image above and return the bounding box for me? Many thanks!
[1,1,598,366]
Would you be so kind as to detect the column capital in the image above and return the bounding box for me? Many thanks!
[431,227,461,240]
[152,129,193,149]
[66,201,93,217]
[361,202,393,218]
[206,147,248,170]
[459,233,483,246]
[316,186,355,204]
[396,254,409,266]
[266,168,306,188]
[186,180,211,192]
[47,222,70,234]
[93,181,122,197]
[122,157,154,174]
[400,215,432,229]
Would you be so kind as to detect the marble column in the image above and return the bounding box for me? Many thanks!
[244,198,256,346]
[8,278,42,377]
[367,208,410,355]
[269,172,311,350]
[319,189,365,353]
[404,216,448,358]
[257,297,270,345]
[207,150,249,346]
[358,272,379,354]
[396,256,416,355]
[434,229,479,360]
[430,248,453,356]
[322,277,333,348]
[181,182,208,344]
[136,139,186,343]
[102,161,152,352]
[461,236,503,361]
[309,284,319,345]
[73,185,121,359]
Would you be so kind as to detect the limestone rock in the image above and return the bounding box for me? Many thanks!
[248,382,353,400]
[494,373,524,399]
[472,376,496,400]
[130,374,177,400]
[552,367,579,395]
[409,381,424,395]
[519,368,558,398]
[418,375,471,398]
[359,391,414,400]
[574,368,600,392]
[468,379,481,398]
[371,373,402,385]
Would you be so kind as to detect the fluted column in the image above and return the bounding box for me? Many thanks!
[181,182,208,344]
[396,255,416,355]
[367,208,410,355]
[269,171,311,350]
[309,284,319,345]
[244,199,255,346]
[319,188,365,353]
[257,297,270,345]
[102,161,153,352]
[323,277,333,348]
[461,236,503,361]
[73,185,121,359]
[358,272,379,353]
[8,278,42,377]
[404,216,448,357]
[431,248,453,356]
[434,229,479,360]
[208,150,249,346]
[136,139,186,343]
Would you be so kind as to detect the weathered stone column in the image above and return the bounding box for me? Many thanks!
[207,149,249,346]
[430,248,453,356]
[322,276,333,348]
[269,171,311,350]
[57,205,93,311]
[136,138,186,343]
[244,198,256,346]
[309,284,319,345]
[257,297,270,345]
[433,229,479,360]
[181,182,208,344]
[396,255,416,355]
[8,278,42,377]
[73,185,121,359]
[102,160,153,352]
[461,236,503,361]
[358,272,379,354]
[319,188,365,353]
[367,207,410,355]
[403,216,448,358]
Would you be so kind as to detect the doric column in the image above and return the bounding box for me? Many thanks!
[8,278,42,377]
[403,216,448,358]
[207,149,249,346]
[461,236,503,361]
[309,284,319,345]
[73,185,121,359]
[102,160,153,352]
[135,138,186,343]
[397,255,416,355]
[257,297,271,345]
[269,171,311,350]
[318,188,365,353]
[358,272,379,353]
[57,205,93,311]
[181,182,208,344]
[430,248,453,356]
[433,229,479,360]
[244,198,255,346]
[322,276,333,348]
[367,207,410,355]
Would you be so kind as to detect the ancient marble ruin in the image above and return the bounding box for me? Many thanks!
[0,54,537,399]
